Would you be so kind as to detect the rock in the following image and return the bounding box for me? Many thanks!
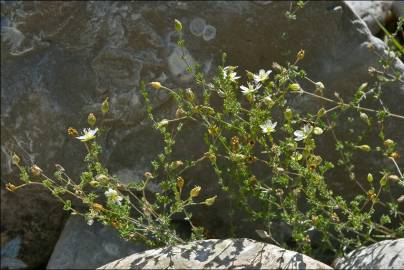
[0,185,67,269]
[392,2,404,18]
[2,1,404,266]
[345,1,393,34]
[98,238,332,269]
[47,215,147,269]
[333,238,404,269]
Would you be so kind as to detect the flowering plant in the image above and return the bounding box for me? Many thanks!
[7,16,404,263]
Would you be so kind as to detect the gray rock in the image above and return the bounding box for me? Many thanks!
[47,215,147,269]
[2,1,404,266]
[333,238,404,269]
[346,1,393,34]
[0,186,67,269]
[392,1,404,18]
[98,238,332,269]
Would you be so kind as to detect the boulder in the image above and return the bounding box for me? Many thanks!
[98,238,332,269]
[392,2,404,18]
[2,1,404,266]
[47,215,147,269]
[345,1,393,34]
[333,238,404,269]
[0,185,67,269]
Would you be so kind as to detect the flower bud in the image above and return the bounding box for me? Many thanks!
[175,108,186,118]
[315,82,325,92]
[313,127,323,135]
[359,112,369,125]
[356,145,371,152]
[101,97,109,114]
[6,183,17,192]
[150,82,162,90]
[388,175,400,182]
[264,96,274,107]
[284,108,293,120]
[190,185,201,198]
[380,175,387,187]
[95,174,109,183]
[88,113,96,127]
[289,83,301,92]
[204,195,217,206]
[317,108,326,117]
[367,173,374,183]
[383,139,394,147]
[296,49,305,61]
[144,172,153,179]
[92,203,105,212]
[174,19,182,32]
[176,160,184,168]
[67,127,79,138]
[390,151,400,159]
[185,88,195,102]
[176,176,185,190]
[31,165,43,176]
[12,153,20,166]
[245,70,254,80]
[89,180,100,187]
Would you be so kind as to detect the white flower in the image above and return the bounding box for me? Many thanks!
[223,66,240,82]
[87,219,94,226]
[105,188,123,205]
[253,69,272,83]
[260,120,277,134]
[75,128,98,142]
[240,82,261,95]
[294,124,313,141]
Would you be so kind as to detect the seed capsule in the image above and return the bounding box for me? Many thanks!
[190,185,201,198]
[31,165,43,176]
[12,153,20,166]
[88,113,96,127]
[101,97,109,114]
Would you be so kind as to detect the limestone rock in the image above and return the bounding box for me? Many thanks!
[98,238,332,269]
[47,215,147,269]
[333,238,404,269]
[346,1,393,34]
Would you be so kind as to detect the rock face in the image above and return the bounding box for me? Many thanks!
[1,186,67,269]
[333,238,404,269]
[47,215,147,269]
[98,238,332,269]
[346,1,393,34]
[2,1,404,267]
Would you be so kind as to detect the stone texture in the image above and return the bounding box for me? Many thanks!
[333,238,404,269]
[98,238,332,269]
[2,1,404,267]
[346,1,393,34]
[47,215,147,269]
[0,186,67,269]
[392,1,404,18]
